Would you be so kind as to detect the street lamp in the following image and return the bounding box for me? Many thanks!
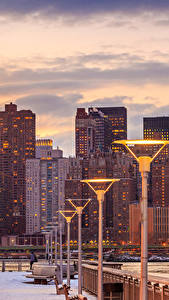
[59,210,77,286]
[81,179,120,300]
[68,198,91,294]
[41,230,50,261]
[45,223,56,265]
[59,214,63,283]
[114,139,169,300]
[52,216,59,266]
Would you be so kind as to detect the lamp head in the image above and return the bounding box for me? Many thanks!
[81,178,120,194]
[114,139,169,162]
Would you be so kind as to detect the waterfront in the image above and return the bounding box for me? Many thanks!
[0,272,97,300]
[1,260,169,278]
[83,262,169,299]
[122,262,169,279]
[1,262,169,299]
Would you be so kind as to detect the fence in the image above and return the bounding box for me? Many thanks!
[82,264,169,300]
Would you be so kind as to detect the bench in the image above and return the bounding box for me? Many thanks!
[25,274,53,284]
[54,276,70,295]
[63,285,87,300]
[77,295,87,300]
[25,263,59,284]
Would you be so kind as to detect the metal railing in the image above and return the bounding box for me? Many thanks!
[82,264,169,300]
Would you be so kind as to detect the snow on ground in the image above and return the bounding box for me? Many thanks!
[0,272,96,300]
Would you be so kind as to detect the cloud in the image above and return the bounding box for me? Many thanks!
[15,93,81,116]
[15,94,78,156]
[1,0,169,19]
[41,131,75,157]
[13,92,169,157]
[1,52,169,99]
[154,18,169,27]
[36,113,75,157]
[81,96,133,108]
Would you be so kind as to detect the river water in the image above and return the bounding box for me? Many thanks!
[122,262,169,280]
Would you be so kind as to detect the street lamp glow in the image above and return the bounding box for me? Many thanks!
[81,178,120,194]
[68,199,91,295]
[114,139,169,162]
[114,139,169,300]
[59,210,77,223]
[114,139,167,145]
[81,178,120,300]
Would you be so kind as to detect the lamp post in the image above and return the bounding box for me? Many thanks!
[59,217,63,282]
[50,229,53,265]
[59,210,77,286]
[46,224,54,265]
[114,139,169,300]
[45,233,49,260]
[54,225,58,265]
[52,216,59,266]
[81,179,120,300]
[41,230,50,261]
[68,198,91,295]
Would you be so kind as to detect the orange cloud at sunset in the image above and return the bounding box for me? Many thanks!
[0,2,169,155]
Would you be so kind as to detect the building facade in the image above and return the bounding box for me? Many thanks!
[95,106,127,141]
[88,107,112,153]
[144,116,169,206]
[65,152,136,244]
[36,139,53,158]
[0,102,35,237]
[75,108,95,158]
[75,106,127,158]
[26,142,68,234]
[129,204,169,244]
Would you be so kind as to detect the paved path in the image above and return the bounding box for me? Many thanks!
[0,271,96,300]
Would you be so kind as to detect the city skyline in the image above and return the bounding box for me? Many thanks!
[1,1,169,156]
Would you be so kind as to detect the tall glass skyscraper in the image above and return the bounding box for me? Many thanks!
[0,102,35,237]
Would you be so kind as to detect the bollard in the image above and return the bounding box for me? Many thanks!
[2,260,5,272]
[18,262,22,271]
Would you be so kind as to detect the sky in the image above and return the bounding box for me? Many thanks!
[1,1,169,156]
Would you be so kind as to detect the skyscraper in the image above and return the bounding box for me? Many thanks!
[144,116,169,206]
[36,139,53,158]
[96,107,127,149]
[88,107,112,153]
[75,106,127,158]
[144,116,169,141]
[0,102,35,237]
[75,108,95,158]
[26,142,68,234]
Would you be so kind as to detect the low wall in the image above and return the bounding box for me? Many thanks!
[82,264,169,300]
[0,260,30,272]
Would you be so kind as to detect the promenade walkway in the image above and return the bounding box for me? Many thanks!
[0,271,96,300]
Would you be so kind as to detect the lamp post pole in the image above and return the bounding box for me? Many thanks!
[45,233,48,260]
[55,226,57,266]
[81,179,119,300]
[97,190,104,300]
[68,198,91,295]
[67,220,71,286]
[47,233,50,262]
[59,211,76,287]
[59,222,63,283]
[77,207,82,294]
[113,139,169,300]
[50,230,53,265]
[139,157,151,300]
